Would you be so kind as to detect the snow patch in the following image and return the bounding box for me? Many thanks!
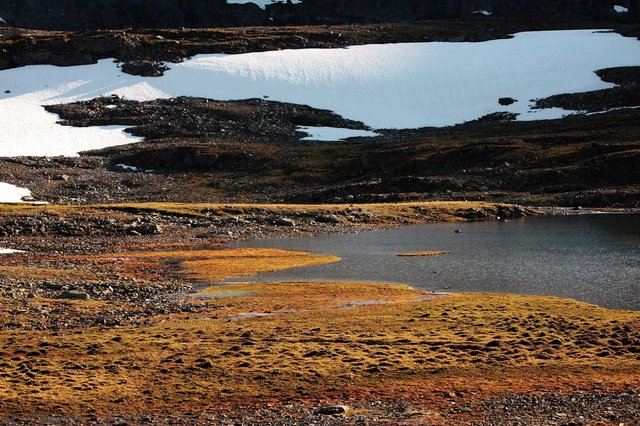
[473,10,492,16]
[147,30,640,129]
[614,5,629,13]
[298,126,379,141]
[0,182,47,204]
[2,30,640,157]
[0,248,25,254]
[227,0,302,9]
[115,163,154,173]
[0,62,145,156]
[0,17,6,24]
[115,163,139,171]
[0,182,32,203]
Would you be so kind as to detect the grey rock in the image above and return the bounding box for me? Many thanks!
[58,290,90,300]
[127,223,163,235]
[315,214,341,224]
[274,217,295,227]
[121,61,169,77]
[43,282,65,290]
[317,405,349,415]
[197,359,214,369]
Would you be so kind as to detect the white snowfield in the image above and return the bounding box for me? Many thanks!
[614,5,629,13]
[0,182,32,203]
[1,30,640,157]
[0,71,143,157]
[298,126,380,141]
[0,248,25,254]
[226,0,302,9]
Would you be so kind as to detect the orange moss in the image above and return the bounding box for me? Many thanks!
[90,247,340,283]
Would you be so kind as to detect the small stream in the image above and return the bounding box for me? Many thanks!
[230,214,640,310]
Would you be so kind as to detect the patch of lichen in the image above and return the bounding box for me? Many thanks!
[92,201,518,224]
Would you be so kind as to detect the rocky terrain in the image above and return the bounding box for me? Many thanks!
[3,392,639,425]
[1,93,637,208]
[0,0,637,30]
[1,23,639,209]
[4,19,639,72]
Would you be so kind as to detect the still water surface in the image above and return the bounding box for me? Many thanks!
[231,214,640,310]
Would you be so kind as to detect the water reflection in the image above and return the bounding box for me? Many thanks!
[231,214,640,310]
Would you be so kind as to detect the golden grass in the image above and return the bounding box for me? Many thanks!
[199,281,425,314]
[398,251,450,257]
[0,201,521,225]
[93,200,512,221]
[90,247,340,283]
[1,289,638,418]
[0,244,638,419]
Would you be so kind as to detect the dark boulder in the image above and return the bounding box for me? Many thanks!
[499,97,517,106]
[121,61,169,77]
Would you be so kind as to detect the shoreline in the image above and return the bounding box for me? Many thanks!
[0,203,638,424]
[533,206,640,215]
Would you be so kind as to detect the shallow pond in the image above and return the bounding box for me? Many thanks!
[231,214,640,310]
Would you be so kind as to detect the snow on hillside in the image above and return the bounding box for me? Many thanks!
[298,126,380,141]
[226,0,302,9]
[0,248,24,254]
[1,30,640,157]
[0,182,32,203]
[0,65,144,156]
[614,5,629,13]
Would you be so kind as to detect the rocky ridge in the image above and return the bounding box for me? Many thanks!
[0,0,637,30]
[5,20,638,73]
